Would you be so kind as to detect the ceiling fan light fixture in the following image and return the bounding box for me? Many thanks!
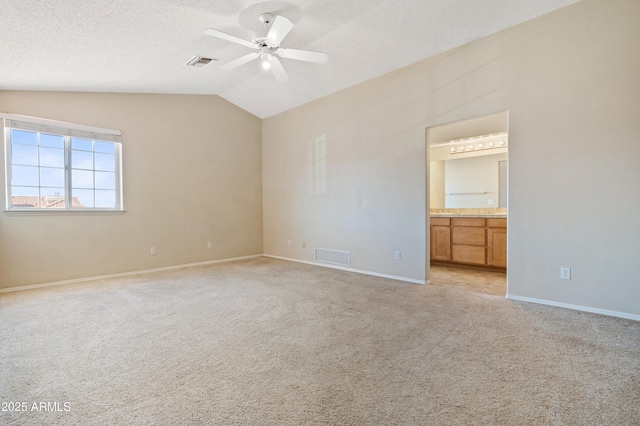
[260,46,272,69]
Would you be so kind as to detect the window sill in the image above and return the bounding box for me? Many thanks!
[4,209,125,216]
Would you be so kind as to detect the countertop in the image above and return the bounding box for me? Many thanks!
[430,213,507,218]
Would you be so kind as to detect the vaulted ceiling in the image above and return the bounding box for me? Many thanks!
[0,0,581,118]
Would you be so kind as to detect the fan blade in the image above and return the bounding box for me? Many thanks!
[204,28,256,49]
[277,48,328,64]
[220,52,260,70]
[268,56,289,83]
[266,16,294,46]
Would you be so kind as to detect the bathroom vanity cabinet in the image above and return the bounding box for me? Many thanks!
[430,216,506,270]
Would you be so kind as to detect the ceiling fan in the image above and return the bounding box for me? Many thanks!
[204,13,328,83]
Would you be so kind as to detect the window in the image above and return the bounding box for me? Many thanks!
[3,114,123,211]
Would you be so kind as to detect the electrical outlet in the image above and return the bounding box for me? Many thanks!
[288,240,292,247]
[395,251,401,260]
[488,199,495,205]
[302,241,306,249]
[207,241,213,249]
[150,247,157,255]
[560,267,571,280]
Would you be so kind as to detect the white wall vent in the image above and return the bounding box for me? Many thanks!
[315,248,350,267]
[185,56,216,68]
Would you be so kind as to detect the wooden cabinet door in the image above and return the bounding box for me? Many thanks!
[487,227,507,268]
[430,226,451,261]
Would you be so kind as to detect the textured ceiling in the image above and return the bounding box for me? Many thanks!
[0,0,581,118]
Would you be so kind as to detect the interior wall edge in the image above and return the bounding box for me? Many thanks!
[264,254,427,285]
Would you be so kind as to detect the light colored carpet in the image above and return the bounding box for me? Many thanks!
[1,257,639,425]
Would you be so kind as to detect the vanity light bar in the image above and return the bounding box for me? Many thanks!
[449,139,507,154]
[431,132,508,154]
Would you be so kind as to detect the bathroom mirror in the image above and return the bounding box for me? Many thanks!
[430,153,507,208]
[428,112,508,210]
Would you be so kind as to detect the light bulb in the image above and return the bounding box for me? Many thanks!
[262,58,271,70]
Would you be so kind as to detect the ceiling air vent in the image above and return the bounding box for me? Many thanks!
[185,56,216,68]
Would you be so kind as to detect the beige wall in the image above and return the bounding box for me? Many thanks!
[0,92,263,289]
[263,0,640,315]
[428,111,508,145]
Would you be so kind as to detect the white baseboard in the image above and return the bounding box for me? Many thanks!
[264,254,427,285]
[0,254,263,294]
[506,294,640,322]
[1,253,428,294]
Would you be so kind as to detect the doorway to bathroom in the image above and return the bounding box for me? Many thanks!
[426,111,508,296]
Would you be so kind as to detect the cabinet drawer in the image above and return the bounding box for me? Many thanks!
[452,226,486,245]
[451,218,485,227]
[452,245,486,265]
[430,217,450,226]
[486,218,507,228]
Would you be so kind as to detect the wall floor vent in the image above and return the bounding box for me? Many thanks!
[315,248,350,267]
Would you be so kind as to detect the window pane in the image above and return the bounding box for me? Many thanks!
[11,165,39,186]
[94,153,115,172]
[40,167,65,188]
[11,143,39,166]
[94,141,115,154]
[95,171,115,190]
[39,147,65,168]
[11,186,40,208]
[71,138,92,151]
[41,188,67,208]
[7,122,121,211]
[40,133,64,148]
[73,189,94,208]
[71,150,93,169]
[95,190,116,208]
[70,196,85,208]
[72,169,94,189]
[11,129,37,145]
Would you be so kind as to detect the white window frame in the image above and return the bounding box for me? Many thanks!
[2,113,123,212]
